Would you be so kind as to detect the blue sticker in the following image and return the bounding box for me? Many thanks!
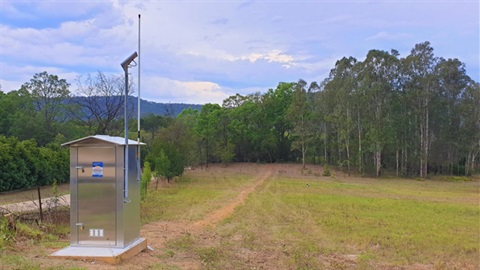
[92,162,104,177]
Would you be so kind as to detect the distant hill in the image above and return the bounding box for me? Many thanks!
[68,96,202,117]
[131,97,203,117]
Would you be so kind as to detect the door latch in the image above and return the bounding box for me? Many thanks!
[76,223,85,230]
[75,166,85,173]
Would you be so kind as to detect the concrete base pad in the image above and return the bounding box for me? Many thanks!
[49,238,147,265]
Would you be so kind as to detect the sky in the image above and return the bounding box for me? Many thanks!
[1,0,479,105]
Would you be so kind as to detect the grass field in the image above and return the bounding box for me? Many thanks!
[0,163,478,269]
[141,165,259,224]
[154,164,479,269]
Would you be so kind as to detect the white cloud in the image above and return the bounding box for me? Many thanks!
[0,79,20,92]
[142,77,233,105]
[366,31,413,41]
[0,62,79,91]
[191,49,296,65]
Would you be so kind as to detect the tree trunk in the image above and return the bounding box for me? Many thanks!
[420,119,424,177]
[396,148,399,177]
[205,138,209,168]
[302,140,306,169]
[358,112,362,174]
[375,150,381,177]
[37,185,43,223]
[465,152,471,176]
[323,123,328,163]
[425,104,429,176]
[472,151,478,175]
[337,132,342,164]
[346,139,350,176]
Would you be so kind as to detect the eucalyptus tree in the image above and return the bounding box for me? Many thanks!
[21,71,70,145]
[223,94,251,161]
[69,72,134,136]
[322,57,358,174]
[0,89,35,137]
[430,58,471,174]
[197,103,222,166]
[357,50,400,176]
[157,118,199,167]
[262,82,295,161]
[6,89,45,142]
[226,93,276,162]
[305,81,324,164]
[287,79,313,168]
[177,108,202,166]
[459,81,480,175]
[403,42,438,177]
[142,113,173,142]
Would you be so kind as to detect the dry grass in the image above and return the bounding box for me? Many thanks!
[0,184,70,205]
[159,163,480,269]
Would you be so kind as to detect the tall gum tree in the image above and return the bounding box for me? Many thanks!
[70,72,134,135]
[404,42,438,177]
[262,83,294,162]
[287,79,313,168]
[322,57,357,174]
[358,50,400,177]
[431,58,471,174]
[21,71,70,145]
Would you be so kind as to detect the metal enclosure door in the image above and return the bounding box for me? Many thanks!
[76,146,116,246]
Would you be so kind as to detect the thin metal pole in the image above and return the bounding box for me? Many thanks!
[137,13,141,182]
[124,69,129,200]
[121,51,137,202]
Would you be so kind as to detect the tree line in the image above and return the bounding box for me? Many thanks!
[144,41,479,178]
[0,41,478,192]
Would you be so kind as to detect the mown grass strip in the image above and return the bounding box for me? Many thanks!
[215,175,479,269]
[141,172,254,223]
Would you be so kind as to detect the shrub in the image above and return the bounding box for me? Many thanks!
[0,215,15,250]
[141,162,152,201]
[323,164,331,177]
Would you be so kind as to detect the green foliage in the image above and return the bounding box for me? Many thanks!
[21,71,70,145]
[197,247,222,268]
[15,223,44,241]
[445,176,471,182]
[0,135,69,192]
[141,113,174,142]
[141,161,152,200]
[0,216,15,250]
[153,150,170,180]
[219,143,235,165]
[146,141,184,182]
[323,164,331,176]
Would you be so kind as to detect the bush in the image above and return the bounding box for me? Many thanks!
[445,176,471,182]
[0,215,15,250]
[141,162,152,201]
[0,135,69,192]
[146,141,184,183]
[323,164,331,177]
